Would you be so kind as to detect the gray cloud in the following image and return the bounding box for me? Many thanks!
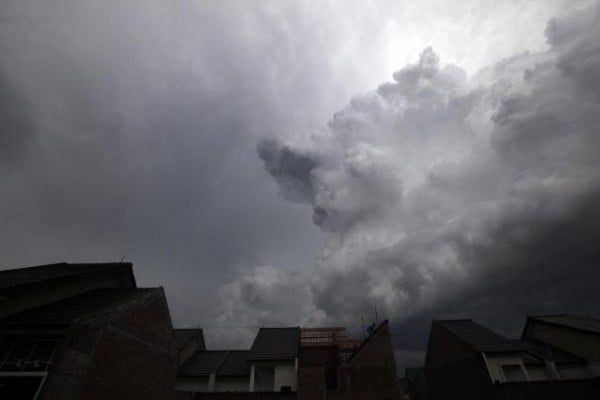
[249,3,600,360]
[1,0,599,365]
[0,70,36,165]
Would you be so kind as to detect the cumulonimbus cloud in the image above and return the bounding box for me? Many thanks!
[218,4,600,336]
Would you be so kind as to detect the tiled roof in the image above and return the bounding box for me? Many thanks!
[529,315,600,335]
[218,351,251,376]
[179,350,250,377]
[434,320,524,352]
[179,351,228,376]
[0,288,157,326]
[174,329,206,351]
[248,327,299,361]
[0,262,133,292]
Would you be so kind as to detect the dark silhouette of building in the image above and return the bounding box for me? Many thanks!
[0,262,188,400]
[0,262,402,400]
[176,322,401,400]
[406,315,600,400]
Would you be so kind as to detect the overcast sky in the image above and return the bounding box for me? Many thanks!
[1,0,599,372]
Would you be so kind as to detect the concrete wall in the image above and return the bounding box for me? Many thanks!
[424,324,495,400]
[273,362,296,391]
[340,321,401,400]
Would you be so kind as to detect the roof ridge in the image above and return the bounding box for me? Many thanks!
[0,262,132,272]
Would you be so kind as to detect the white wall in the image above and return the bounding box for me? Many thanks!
[273,361,297,391]
[484,353,528,382]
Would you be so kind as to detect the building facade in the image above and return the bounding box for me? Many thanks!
[407,316,600,400]
[176,322,401,400]
[0,262,188,400]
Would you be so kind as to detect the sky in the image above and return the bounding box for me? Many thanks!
[1,0,600,372]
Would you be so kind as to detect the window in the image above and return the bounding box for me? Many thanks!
[0,338,60,400]
[280,386,292,392]
[0,340,58,372]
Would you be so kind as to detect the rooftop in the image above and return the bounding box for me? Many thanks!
[528,315,600,336]
[179,350,250,377]
[0,288,157,327]
[433,319,524,353]
[248,327,300,361]
[0,262,134,293]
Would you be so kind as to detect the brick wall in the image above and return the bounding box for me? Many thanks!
[41,289,190,400]
[424,324,494,400]
[342,321,401,400]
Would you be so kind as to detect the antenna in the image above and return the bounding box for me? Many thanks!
[119,254,126,263]
[374,306,380,325]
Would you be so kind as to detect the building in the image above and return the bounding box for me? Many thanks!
[410,315,600,400]
[0,262,188,400]
[177,327,299,395]
[176,321,401,400]
[0,262,402,400]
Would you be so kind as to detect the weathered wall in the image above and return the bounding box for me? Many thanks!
[274,361,296,391]
[343,321,401,400]
[41,289,190,400]
[424,324,494,400]
[297,366,325,400]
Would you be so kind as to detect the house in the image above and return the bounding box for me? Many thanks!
[176,327,299,395]
[415,316,600,400]
[0,262,188,400]
[177,321,401,400]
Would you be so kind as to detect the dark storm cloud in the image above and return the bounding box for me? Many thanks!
[2,0,599,363]
[0,0,340,326]
[256,138,319,203]
[0,70,36,165]
[246,3,600,364]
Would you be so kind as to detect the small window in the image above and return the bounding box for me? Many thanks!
[280,386,292,392]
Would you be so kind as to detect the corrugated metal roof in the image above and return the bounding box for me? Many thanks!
[0,288,156,326]
[530,315,600,335]
[248,327,299,361]
[174,329,206,351]
[434,320,524,352]
[179,350,250,377]
[0,262,133,291]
